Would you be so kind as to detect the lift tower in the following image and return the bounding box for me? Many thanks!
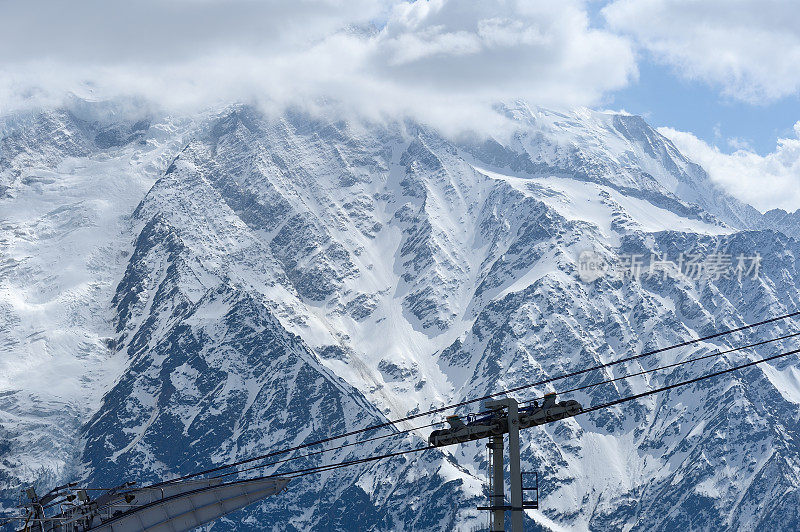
[486,435,504,532]
[429,393,582,531]
[484,398,523,532]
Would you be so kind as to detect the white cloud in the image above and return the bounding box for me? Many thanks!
[660,123,800,212]
[726,137,753,152]
[604,0,800,102]
[0,0,382,64]
[0,0,637,130]
[370,0,636,103]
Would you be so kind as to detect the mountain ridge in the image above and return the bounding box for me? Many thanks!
[1,100,799,530]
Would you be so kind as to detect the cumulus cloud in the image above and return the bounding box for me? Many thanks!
[0,0,636,129]
[660,123,800,212]
[370,0,635,102]
[0,0,382,63]
[603,0,800,103]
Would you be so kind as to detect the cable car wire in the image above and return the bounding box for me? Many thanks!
[246,345,800,481]
[578,346,800,416]
[211,420,444,480]
[516,330,800,406]
[9,316,798,516]
[152,310,799,485]
[283,445,437,479]
[215,330,800,480]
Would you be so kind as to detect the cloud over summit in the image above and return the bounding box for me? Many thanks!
[1,0,798,210]
[0,0,636,121]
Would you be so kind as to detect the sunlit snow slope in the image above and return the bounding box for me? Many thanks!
[1,101,800,531]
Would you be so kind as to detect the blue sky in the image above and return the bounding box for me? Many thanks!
[583,0,799,156]
[606,36,800,157]
[585,0,800,211]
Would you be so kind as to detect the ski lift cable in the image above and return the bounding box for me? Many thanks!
[516,330,800,407]
[207,330,800,479]
[151,310,799,485]
[578,346,800,416]
[5,330,800,519]
[210,420,444,480]
[241,345,800,481]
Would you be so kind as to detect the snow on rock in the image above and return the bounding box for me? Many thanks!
[2,101,800,531]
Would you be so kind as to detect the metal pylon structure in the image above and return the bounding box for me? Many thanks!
[485,436,504,532]
[438,395,570,531]
[476,398,524,532]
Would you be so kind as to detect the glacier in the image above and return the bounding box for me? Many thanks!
[1,100,799,530]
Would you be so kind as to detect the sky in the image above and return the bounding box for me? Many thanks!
[0,0,798,212]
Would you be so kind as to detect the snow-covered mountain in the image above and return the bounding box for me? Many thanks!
[1,100,800,531]
[761,208,800,239]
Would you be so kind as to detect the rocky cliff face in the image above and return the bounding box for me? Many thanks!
[761,208,800,239]
[2,101,799,530]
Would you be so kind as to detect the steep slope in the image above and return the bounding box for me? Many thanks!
[80,151,484,529]
[0,106,192,500]
[761,208,800,239]
[465,104,762,230]
[2,102,800,531]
